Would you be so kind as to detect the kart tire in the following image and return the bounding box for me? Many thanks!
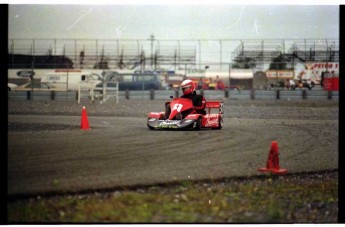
[194,117,202,130]
[147,124,155,130]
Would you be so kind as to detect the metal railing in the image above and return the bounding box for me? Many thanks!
[8,89,339,102]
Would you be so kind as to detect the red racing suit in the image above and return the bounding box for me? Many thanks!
[180,91,206,114]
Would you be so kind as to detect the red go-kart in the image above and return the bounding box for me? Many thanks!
[147,97,224,130]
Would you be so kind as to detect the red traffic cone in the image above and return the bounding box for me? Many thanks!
[258,141,287,174]
[80,106,90,130]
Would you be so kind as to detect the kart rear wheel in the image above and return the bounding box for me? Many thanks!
[194,117,202,130]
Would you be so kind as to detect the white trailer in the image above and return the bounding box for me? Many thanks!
[40,69,102,91]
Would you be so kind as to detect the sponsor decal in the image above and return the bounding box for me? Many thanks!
[48,75,61,81]
[16,70,35,78]
[297,62,339,80]
[266,70,294,79]
[206,103,219,108]
[205,116,219,127]
[148,118,156,122]
[159,120,181,126]
[160,124,178,129]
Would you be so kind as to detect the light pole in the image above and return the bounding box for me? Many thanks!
[148,34,155,70]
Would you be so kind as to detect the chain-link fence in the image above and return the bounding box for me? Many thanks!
[8,38,339,101]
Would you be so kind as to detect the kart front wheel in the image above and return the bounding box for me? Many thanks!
[194,117,201,130]
[147,124,155,130]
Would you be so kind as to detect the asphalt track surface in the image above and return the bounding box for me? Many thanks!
[8,102,338,197]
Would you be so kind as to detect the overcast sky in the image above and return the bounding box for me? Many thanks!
[8,4,339,40]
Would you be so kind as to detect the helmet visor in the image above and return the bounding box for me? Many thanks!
[181,85,191,92]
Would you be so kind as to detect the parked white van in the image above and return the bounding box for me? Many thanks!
[40,69,102,91]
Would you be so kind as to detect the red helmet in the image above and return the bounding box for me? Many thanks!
[181,79,195,95]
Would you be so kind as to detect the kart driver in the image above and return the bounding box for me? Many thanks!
[165,79,206,118]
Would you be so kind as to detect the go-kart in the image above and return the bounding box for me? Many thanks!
[147,97,224,130]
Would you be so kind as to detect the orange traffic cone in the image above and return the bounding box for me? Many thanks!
[80,106,90,130]
[258,141,287,174]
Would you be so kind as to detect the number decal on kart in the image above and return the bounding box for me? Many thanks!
[172,104,183,112]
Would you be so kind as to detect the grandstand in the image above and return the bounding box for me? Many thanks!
[231,39,339,70]
[288,39,339,62]
[8,38,338,71]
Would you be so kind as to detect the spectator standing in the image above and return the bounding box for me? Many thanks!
[197,77,203,90]
[289,79,296,90]
[215,75,225,90]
